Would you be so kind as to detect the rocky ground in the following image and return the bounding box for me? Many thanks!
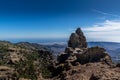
[50,28,120,80]
[0,28,120,80]
[0,41,54,80]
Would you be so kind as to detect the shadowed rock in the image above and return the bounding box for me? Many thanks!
[75,27,83,36]
[68,28,87,49]
[75,46,112,65]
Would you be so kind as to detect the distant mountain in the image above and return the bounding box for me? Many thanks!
[88,42,120,50]
[45,44,67,56]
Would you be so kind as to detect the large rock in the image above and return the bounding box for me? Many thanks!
[53,27,119,80]
[75,46,112,65]
[58,28,112,65]
[65,47,74,53]
[58,46,112,65]
[68,28,87,49]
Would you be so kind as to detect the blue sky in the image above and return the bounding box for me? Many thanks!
[0,0,120,42]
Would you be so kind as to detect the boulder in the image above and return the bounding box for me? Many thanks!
[116,63,120,67]
[68,28,87,49]
[75,47,112,64]
[65,47,74,53]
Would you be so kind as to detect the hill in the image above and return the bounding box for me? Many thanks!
[0,41,54,79]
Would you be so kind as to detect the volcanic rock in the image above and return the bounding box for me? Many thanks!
[75,46,112,65]
[116,63,120,67]
[65,47,74,53]
[68,28,87,49]
[58,28,112,65]
[52,28,120,80]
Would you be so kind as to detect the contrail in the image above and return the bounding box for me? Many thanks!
[92,9,120,18]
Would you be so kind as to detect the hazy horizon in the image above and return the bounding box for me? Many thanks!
[0,38,120,44]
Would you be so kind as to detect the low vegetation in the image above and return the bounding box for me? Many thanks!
[0,41,53,79]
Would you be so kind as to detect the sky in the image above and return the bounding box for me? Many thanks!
[0,0,120,42]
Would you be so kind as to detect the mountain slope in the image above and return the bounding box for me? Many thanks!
[0,41,54,79]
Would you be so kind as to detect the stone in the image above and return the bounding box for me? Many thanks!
[75,47,112,64]
[75,27,83,36]
[53,27,120,80]
[74,48,83,53]
[65,47,74,53]
[68,28,87,49]
[116,63,120,67]
[57,52,71,63]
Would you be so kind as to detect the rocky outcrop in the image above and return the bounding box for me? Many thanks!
[58,28,112,65]
[75,47,112,65]
[68,28,87,49]
[116,63,120,67]
[52,28,120,80]
[0,66,15,80]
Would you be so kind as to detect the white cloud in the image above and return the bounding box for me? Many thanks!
[82,20,120,42]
